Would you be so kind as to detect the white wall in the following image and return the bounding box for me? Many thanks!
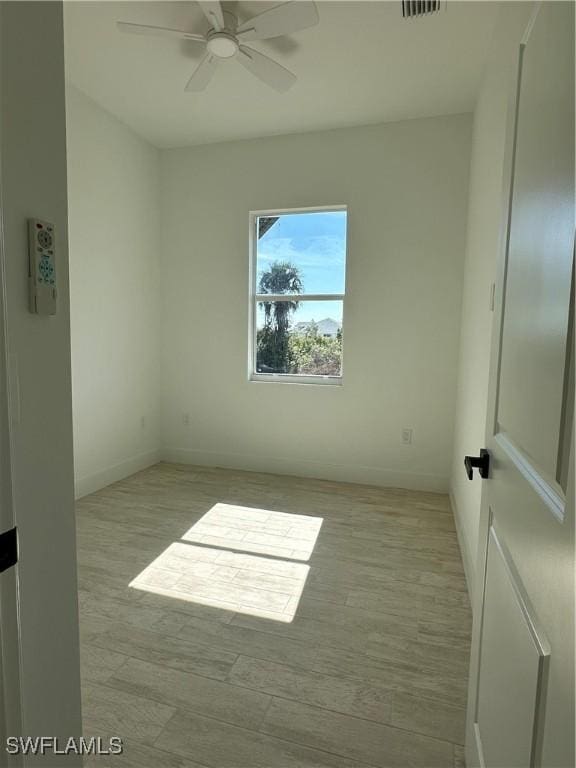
[160,115,471,492]
[0,1,82,755]
[66,85,162,498]
[450,2,535,595]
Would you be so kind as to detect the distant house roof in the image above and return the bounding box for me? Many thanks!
[293,318,341,337]
[258,217,279,239]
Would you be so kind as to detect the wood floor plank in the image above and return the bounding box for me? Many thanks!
[81,642,130,685]
[78,591,176,633]
[139,590,236,626]
[106,657,271,731]
[82,681,175,746]
[389,690,466,745]
[261,697,454,768]
[82,616,238,681]
[296,596,421,638]
[154,709,377,768]
[84,739,208,768]
[311,644,468,707]
[174,614,319,669]
[228,655,394,724]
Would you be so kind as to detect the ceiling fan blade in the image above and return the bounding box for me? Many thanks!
[237,46,296,92]
[117,21,205,42]
[197,1,225,31]
[185,53,218,91]
[237,1,319,42]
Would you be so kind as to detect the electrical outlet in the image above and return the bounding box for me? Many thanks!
[140,416,146,430]
[401,428,413,445]
[183,413,190,426]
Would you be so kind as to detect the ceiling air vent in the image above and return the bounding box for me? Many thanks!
[402,1,443,18]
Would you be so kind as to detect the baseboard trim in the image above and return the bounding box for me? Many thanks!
[449,489,476,605]
[161,447,449,493]
[75,449,162,499]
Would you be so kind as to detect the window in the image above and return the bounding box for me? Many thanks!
[249,207,347,384]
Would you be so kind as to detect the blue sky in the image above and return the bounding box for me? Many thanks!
[257,211,346,323]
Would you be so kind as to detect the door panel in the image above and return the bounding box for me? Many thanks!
[467,3,575,767]
[482,433,575,766]
[476,526,549,768]
[496,0,574,480]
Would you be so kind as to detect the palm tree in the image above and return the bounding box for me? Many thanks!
[257,261,303,372]
[259,261,303,332]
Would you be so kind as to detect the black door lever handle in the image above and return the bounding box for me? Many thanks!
[464,449,490,480]
[0,526,17,573]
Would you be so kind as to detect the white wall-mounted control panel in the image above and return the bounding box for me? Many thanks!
[28,218,57,315]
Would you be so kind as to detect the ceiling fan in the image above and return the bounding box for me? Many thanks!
[117,1,319,93]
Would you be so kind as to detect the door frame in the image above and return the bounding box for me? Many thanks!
[0,3,83,761]
[0,56,24,764]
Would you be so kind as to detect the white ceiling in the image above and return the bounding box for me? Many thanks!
[64,1,498,148]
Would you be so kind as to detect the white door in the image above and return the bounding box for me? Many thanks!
[466,2,575,767]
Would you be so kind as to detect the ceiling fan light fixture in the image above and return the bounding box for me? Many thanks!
[206,32,238,58]
[117,1,320,92]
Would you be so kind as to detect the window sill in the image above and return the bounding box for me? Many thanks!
[250,373,343,387]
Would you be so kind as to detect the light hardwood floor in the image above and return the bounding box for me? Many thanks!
[76,462,471,768]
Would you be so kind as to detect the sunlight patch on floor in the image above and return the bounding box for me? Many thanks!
[129,504,323,622]
[181,502,323,561]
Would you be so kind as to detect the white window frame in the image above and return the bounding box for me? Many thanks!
[248,205,347,386]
